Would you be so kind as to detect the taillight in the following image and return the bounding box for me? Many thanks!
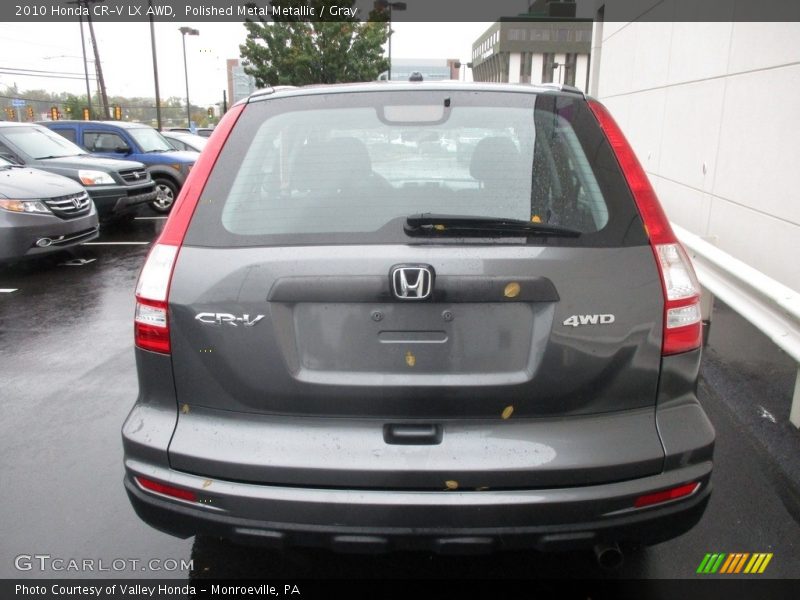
[132,104,245,354]
[134,243,178,354]
[135,476,197,502]
[655,243,702,354]
[634,482,700,508]
[588,100,702,356]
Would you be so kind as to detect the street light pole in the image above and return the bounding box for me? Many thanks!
[179,26,199,129]
[552,62,564,85]
[380,1,407,81]
[387,5,392,81]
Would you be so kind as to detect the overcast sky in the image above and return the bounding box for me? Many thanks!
[0,21,491,107]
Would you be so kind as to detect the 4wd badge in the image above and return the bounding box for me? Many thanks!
[563,314,615,327]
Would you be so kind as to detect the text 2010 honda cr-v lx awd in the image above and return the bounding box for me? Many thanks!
[122,82,714,556]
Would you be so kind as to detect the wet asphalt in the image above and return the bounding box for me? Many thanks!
[0,214,798,583]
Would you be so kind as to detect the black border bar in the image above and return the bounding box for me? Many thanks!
[3,0,800,23]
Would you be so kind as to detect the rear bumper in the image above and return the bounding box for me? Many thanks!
[123,348,713,552]
[123,460,711,553]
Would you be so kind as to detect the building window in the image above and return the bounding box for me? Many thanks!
[531,27,550,41]
[508,28,526,41]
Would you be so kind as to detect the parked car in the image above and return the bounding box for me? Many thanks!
[0,122,156,221]
[123,82,714,560]
[0,156,98,262]
[41,121,198,214]
[161,131,207,153]
[166,127,214,138]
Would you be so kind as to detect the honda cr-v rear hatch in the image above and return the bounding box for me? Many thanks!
[145,88,687,490]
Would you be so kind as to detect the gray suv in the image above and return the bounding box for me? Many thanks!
[123,82,714,557]
[0,156,98,262]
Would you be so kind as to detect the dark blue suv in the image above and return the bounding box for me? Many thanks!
[42,121,198,213]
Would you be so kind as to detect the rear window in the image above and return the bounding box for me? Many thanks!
[186,90,646,248]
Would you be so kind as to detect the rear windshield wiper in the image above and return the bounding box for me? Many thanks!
[405,213,581,238]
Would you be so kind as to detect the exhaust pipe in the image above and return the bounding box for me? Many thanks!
[36,238,53,248]
[594,542,624,570]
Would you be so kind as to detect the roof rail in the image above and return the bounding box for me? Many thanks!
[537,83,585,97]
[249,86,297,101]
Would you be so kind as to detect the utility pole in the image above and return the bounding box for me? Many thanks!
[78,14,93,119]
[148,0,162,130]
[67,0,109,118]
[84,1,109,118]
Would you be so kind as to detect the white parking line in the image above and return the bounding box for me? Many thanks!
[0,288,18,293]
[134,216,168,220]
[82,242,151,245]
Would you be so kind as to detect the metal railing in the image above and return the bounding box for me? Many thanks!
[673,224,800,428]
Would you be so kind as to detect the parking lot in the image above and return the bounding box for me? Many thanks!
[1,212,799,582]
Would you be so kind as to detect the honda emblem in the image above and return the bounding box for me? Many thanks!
[391,265,434,300]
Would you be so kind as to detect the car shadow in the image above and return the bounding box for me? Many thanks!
[188,535,652,580]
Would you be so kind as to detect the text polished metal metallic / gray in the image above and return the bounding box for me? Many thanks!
[391,265,434,300]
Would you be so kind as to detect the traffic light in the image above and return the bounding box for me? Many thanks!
[82,107,90,121]
[50,106,59,121]
[3,107,12,120]
[114,105,122,120]
[26,106,34,120]
[207,107,213,119]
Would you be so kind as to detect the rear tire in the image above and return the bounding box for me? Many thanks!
[151,178,178,214]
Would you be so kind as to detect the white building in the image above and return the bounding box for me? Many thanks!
[589,12,800,292]
[226,59,256,105]
[471,1,593,91]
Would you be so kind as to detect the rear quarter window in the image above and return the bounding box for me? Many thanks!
[185,90,647,248]
[52,128,76,143]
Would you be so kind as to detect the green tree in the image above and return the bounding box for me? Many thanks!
[239,1,389,86]
[63,94,85,119]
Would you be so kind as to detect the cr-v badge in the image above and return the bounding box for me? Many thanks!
[562,314,615,327]
[195,312,265,327]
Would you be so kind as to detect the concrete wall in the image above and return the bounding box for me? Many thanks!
[593,20,800,292]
